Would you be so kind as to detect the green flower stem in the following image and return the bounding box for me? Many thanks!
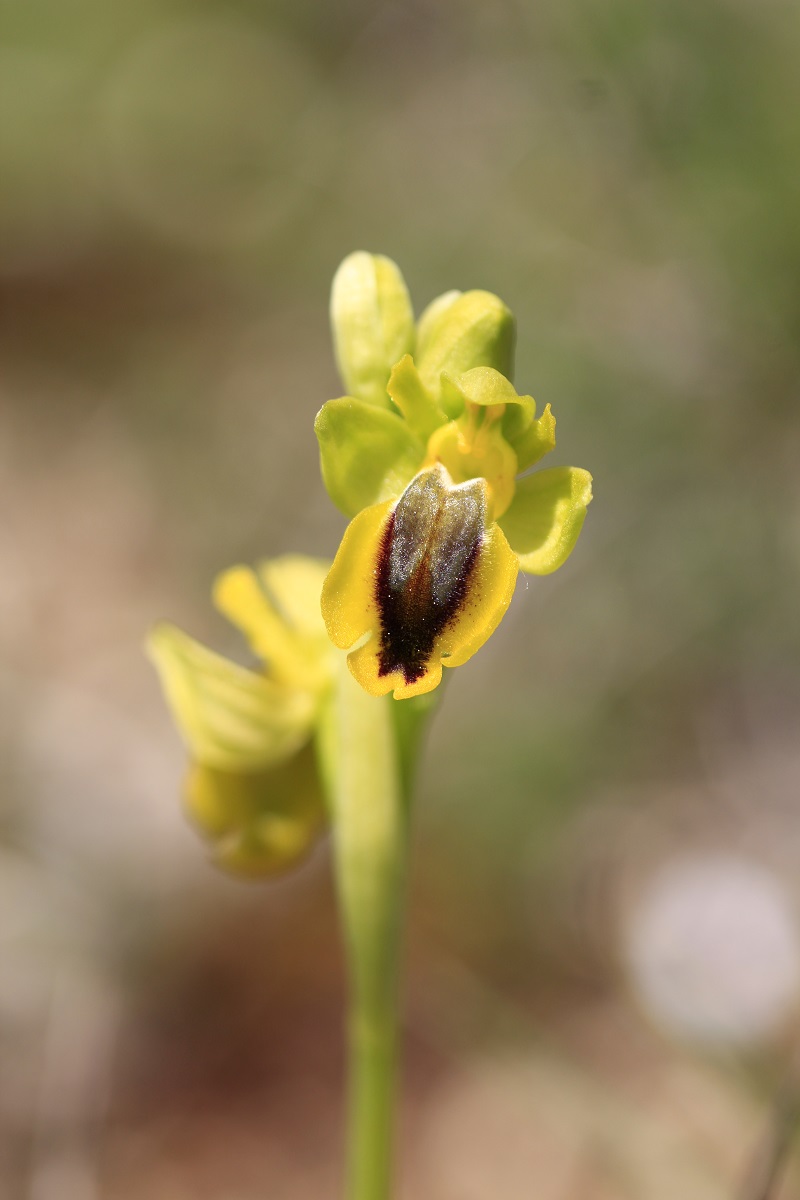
[317,655,428,1200]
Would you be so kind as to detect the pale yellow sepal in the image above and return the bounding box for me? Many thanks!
[511,403,556,471]
[147,623,315,772]
[500,466,593,575]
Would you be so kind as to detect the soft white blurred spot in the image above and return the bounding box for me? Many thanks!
[625,853,800,1046]
[102,17,336,249]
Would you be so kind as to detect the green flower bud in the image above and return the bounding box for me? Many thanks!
[330,251,415,408]
[416,290,516,410]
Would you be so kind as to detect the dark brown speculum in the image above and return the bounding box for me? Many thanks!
[375,467,486,684]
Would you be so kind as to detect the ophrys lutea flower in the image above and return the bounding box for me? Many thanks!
[317,252,593,700]
[145,251,594,1200]
[147,556,333,876]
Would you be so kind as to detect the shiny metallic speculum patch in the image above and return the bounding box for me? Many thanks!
[375,467,486,683]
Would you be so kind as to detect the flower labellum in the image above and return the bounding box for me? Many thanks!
[377,466,487,685]
[322,464,518,700]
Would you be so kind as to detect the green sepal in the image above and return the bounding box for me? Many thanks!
[146,624,314,771]
[386,355,447,441]
[330,251,415,408]
[185,744,326,878]
[416,290,516,408]
[499,466,593,575]
[315,396,424,518]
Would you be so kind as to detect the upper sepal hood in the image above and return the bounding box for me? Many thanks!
[416,290,516,405]
[330,251,415,408]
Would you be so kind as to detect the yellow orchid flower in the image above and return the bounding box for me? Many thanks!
[316,253,593,701]
[145,252,595,1196]
[147,556,333,877]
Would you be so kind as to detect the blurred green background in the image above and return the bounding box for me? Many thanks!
[3,0,800,1196]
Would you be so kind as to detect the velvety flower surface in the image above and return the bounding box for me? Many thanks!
[317,253,593,700]
[147,556,333,876]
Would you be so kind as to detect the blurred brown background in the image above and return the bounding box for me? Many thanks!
[2,0,800,1196]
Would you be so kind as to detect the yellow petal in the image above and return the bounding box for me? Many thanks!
[147,624,314,771]
[500,466,593,575]
[387,354,447,441]
[258,555,330,638]
[508,402,556,471]
[213,567,297,675]
[213,558,331,693]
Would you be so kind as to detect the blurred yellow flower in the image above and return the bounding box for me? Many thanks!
[147,556,333,877]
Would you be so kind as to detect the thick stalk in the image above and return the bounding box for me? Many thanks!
[317,656,409,1200]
